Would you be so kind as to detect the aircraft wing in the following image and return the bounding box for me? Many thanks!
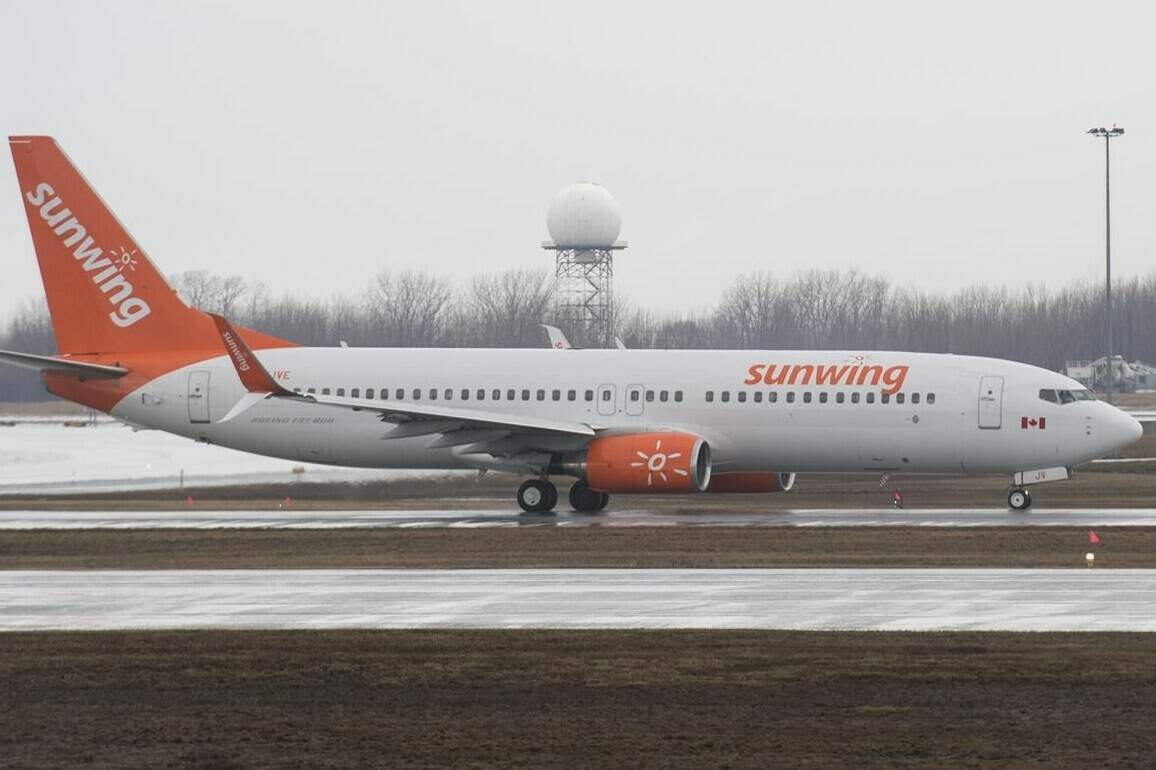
[208,314,595,437]
[0,349,128,379]
[540,324,572,350]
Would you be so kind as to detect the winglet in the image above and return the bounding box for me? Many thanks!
[541,324,572,350]
[209,313,292,395]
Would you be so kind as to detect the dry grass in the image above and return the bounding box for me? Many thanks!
[0,526,1150,569]
[1,629,1154,769]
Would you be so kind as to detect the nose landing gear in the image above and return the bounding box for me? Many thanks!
[1007,488,1032,511]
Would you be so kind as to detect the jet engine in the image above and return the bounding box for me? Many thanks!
[555,432,712,493]
[706,471,796,493]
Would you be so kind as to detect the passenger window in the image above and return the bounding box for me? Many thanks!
[866,392,876,404]
[819,392,828,404]
[429,389,438,400]
[629,390,640,402]
[911,393,920,404]
[660,390,669,403]
[851,392,860,404]
[896,393,905,404]
[737,391,747,403]
[1058,390,1076,405]
[536,389,545,401]
[568,389,576,401]
[397,388,405,399]
[1039,389,1058,404]
[522,389,531,401]
[336,388,345,397]
[754,391,763,403]
[721,391,731,403]
[786,392,795,403]
[645,390,654,402]
[881,393,890,404]
[322,388,331,395]
[350,388,360,398]
[927,393,936,404]
[803,392,812,403]
[461,389,470,400]
[706,391,714,403]
[552,389,561,401]
[442,389,451,400]
[836,392,845,404]
[585,390,594,402]
[366,388,375,399]
[769,391,777,403]
[503,389,511,400]
[477,389,486,400]
[601,389,612,402]
[674,391,683,402]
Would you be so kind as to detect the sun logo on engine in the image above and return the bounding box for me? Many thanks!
[631,438,689,487]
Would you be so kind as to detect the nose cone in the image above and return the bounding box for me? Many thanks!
[1102,407,1144,454]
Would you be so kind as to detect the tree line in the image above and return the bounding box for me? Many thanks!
[2,267,1155,401]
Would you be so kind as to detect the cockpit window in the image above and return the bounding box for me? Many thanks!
[1041,388,1096,404]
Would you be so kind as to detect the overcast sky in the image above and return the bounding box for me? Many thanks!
[2,1,1153,318]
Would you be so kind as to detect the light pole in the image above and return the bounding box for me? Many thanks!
[1087,125,1124,402]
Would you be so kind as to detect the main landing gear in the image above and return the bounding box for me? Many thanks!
[517,479,558,513]
[515,479,610,513]
[1007,488,1033,511]
[568,479,609,513]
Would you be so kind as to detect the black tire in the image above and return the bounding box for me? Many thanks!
[517,479,556,513]
[1008,488,1030,511]
[569,480,607,513]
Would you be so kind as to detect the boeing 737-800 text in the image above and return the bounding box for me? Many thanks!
[1,136,1143,511]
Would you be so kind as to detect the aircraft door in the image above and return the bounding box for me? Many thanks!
[597,384,617,416]
[188,370,211,424]
[625,384,645,416]
[977,375,1004,429]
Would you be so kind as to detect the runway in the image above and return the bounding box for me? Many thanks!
[5,507,1156,528]
[2,568,1153,631]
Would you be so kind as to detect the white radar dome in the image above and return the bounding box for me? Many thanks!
[546,182,622,249]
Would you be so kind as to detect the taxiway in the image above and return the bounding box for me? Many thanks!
[2,568,1153,632]
[5,507,1156,528]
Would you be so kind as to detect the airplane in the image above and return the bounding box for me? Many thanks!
[1,136,1145,512]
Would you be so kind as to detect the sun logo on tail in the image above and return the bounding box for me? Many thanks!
[110,246,139,272]
[630,439,688,487]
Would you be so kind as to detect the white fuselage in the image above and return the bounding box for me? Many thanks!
[111,348,1143,477]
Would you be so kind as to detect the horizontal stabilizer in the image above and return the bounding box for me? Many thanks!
[0,349,127,379]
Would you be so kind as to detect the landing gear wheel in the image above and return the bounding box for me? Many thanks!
[517,479,557,513]
[1007,488,1032,511]
[569,480,610,513]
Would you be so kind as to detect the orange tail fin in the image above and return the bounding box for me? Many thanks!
[9,136,292,355]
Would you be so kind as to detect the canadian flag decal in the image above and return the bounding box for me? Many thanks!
[1021,416,1047,430]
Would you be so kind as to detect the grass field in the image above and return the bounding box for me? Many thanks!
[0,526,1147,569]
[2,630,1154,769]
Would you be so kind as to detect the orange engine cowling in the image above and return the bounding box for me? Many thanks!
[584,432,711,493]
[706,472,796,494]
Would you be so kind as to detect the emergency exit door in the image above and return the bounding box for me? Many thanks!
[977,375,1003,429]
[188,370,211,423]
